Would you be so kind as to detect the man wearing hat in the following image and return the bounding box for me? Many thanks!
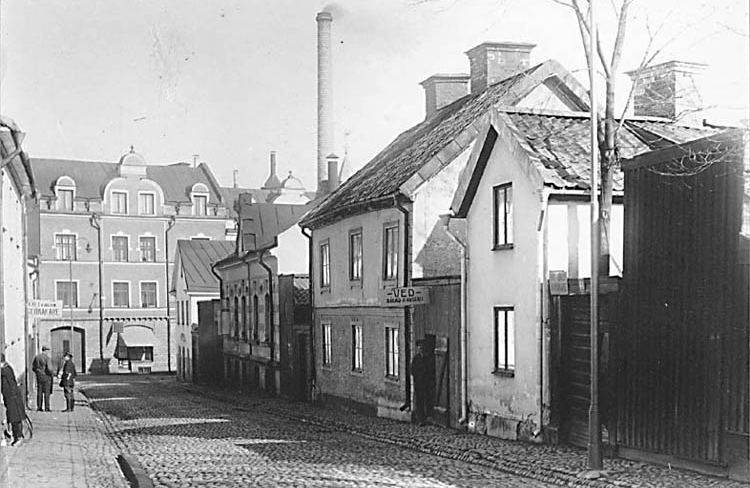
[32,345,54,411]
[58,352,77,412]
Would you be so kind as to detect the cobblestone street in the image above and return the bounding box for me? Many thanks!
[80,376,556,487]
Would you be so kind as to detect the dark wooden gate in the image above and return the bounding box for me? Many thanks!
[50,326,85,373]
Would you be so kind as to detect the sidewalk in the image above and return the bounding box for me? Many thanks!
[181,382,747,488]
[0,383,128,488]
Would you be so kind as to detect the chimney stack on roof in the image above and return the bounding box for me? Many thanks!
[626,61,707,125]
[262,150,282,190]
[192,154,199,168]
[465,42,536,95]
[420,74,471,119]
[317,11,334,196]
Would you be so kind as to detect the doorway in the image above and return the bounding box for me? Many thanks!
[50,326,85,373]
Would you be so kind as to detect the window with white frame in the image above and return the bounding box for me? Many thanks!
[55,234,76,260]
[383,223,399,280]
[113,282,130,308]
[113,236,129,262]
[322,321,332,366]
[192,184,209,216]
[139,192,155,215]
[385,325,399,378]
[112,191,128,214]
[320,240,330,288]
[494,306,515,373]
[493,183,513,248]
[140,236,156,262]
[140,282,157,308]
[56,281,78,307]
[352,323,363,371]
[349,229,363,282]
[58,188,74,211]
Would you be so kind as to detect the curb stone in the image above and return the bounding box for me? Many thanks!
[117,453,155,488]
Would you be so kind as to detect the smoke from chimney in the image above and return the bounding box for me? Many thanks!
[317,11,334,196]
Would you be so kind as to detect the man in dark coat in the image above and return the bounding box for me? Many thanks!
[1,354,26,445]
[410,340,430,426]
[32,345,54,411]
[58,352,77,412]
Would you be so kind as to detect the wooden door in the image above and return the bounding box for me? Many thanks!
[50,326,85,374]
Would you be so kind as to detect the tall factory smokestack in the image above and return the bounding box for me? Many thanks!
[316,11,334,196]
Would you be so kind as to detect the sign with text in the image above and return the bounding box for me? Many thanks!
[28,300,63,318]
[381,286,429,306]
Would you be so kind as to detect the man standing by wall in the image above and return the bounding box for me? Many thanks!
[58,352,77,412]
[410,340,430,426]
[32,346,54,412]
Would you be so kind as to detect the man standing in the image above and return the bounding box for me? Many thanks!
[1,354,26,445]
[410,340,430,427]
[58,352,77,412]
[32,346,54,412]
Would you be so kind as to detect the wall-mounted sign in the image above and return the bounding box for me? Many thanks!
[381,286,429,306]
[27,300,63,318]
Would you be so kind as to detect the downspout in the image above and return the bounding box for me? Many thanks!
[301,225,316,397]
[258,249,275,393]
[537,188,551,438]
[89,213,104,361]
[441,214,468,425]
[165,214,176,373]
[21,186,30,404]
[0,155,6,435]
[393,194,411,411]
[210,261,226,384]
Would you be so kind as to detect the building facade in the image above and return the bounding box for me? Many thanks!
[29,148,228,374]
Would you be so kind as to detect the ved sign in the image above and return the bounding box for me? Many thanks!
[28,300,63,318]
[381,286,429,306]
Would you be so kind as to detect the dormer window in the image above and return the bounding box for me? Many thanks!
[191,183,209,216]
[55,176,76,211]
[112,191,128,214]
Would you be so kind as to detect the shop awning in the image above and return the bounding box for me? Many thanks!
[118,327,155,347]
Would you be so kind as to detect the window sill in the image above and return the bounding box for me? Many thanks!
[492,369,515,378]
[349,282,362,290]
[382,280,398,288]
[350,369,364,376]
[384,375,400,383]
[320,286,331,294]
[321,364,333,371]
[492,244,514,251]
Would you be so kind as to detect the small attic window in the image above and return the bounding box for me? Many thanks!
[191,183,209,216]
[55,176,76,211]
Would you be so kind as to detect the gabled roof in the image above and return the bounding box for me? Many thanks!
[174,240,236,294]
[451,107,717,217]
[300,59,590,229]
[239,200,311,252]
[30,158,225,205]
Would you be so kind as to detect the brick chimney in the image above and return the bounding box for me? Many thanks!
[317,11,334,196]
[627,61,707,124]
[420,74,470,119]
[465,42,536,95]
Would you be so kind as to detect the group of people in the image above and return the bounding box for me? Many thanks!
[0,347,77,446]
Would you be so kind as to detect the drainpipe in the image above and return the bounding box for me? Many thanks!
[165,214,176,373]
[393,194,411,412]
[210,260,227,385]
[21,190,31,403]
[441,214,468,425]
[536,188,551,438]
[89,213,105,361]
[258,249,275,393]
[0,154,6,437]
[301,225,316,397]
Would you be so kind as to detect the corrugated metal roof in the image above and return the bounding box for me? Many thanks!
[176,240,236,293]
[238,197,311,252]
[30,158,225,205]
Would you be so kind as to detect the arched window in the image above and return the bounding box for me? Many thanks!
[55,176,76,211]
[191,183,209,216]
[252,295,259,342]
[233,296,239,338]
[241,296,247,340]
[264,293,271,343]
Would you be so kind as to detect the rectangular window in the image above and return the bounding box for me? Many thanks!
[322,322,332,366]
[194,195,207,216]
[140,282,157,308]
[352,323,363,371]
[112,191,128,214]
[493,184,513,248]
[320,241,330,288]
[55,234,76,260]
[349,229,363,281]
[140,236,156,262]
[113,236,129,262]
[58,189,74,211]
[383,224,399,280]
[385,326,399,378]
[494,307,515,373]
[113,282,130,308]
[56,281,78,308]
[139,193,155,215]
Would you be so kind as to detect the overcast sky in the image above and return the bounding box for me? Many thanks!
[1,0,748,191]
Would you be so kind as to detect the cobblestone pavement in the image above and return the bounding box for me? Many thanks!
[0,383,128,488]
[81,375,556,487]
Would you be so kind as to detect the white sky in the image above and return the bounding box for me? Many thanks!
[1,0,748,191]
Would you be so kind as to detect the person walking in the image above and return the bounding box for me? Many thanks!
[58,352,77,412]
[410,340,430,427]
[32,345,54,412]
[1,354,26,446]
